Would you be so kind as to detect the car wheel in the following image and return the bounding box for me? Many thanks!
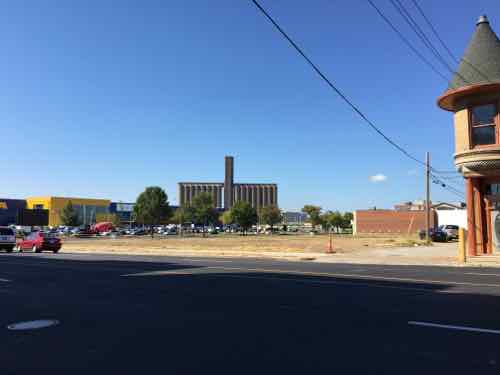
[33,245,41,253]
[53,248,59,254]
[5,247,13,253]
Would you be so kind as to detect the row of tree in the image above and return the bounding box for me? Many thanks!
[301,205,353,232]
[59,186,352,236]
[134,187,283,237]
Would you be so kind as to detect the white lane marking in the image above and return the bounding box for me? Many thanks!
[7,319,59,331]
[212,274,436,292]
[465,272,500,277]
[408,321,500,334]
[123,270,435,292]
[121,270,463,293]
[178,259,234,263]
[0,261,143,273]
[203,266,500,289]
[0,278,11,282]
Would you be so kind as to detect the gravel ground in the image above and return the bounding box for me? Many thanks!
[54,234,471,267]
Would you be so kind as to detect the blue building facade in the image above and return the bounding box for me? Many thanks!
[0,199,27,226]
[109,202,135,224]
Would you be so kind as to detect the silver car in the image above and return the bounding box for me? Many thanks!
[0,227,16,253]
[440,225,459,240]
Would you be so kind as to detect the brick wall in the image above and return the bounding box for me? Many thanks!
[354,210,436,235]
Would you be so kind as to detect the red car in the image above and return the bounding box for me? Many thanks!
[16,232,61,253]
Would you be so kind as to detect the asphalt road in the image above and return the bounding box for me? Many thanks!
[2,251,500,374]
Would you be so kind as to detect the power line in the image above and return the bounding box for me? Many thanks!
[250,0,460,198]
[431,169,460,174]
[431,174,465,197]
[367,0,476,184]
[410,0,492,83]
[437,175,463,180]
[409,0,458,63]
[389,0,471,85]
[366,0,449,82]
[251,0,426,166]
[431,172,464,192]
[431,178,465,198]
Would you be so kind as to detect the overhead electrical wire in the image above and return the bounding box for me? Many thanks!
[366,0,449,82]
[388,0,472,85]
[250,0,463,198]
[409,0,458,63]
[366,0,468,189]
[409,0,492,84]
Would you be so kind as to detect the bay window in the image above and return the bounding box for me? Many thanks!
[470,103,497,146]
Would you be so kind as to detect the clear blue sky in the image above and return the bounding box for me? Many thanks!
[1,0,499,211]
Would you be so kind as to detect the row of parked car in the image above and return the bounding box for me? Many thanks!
[418,225,459,242]
[0,227,62,253]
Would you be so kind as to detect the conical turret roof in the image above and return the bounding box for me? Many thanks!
[448,15,500,90]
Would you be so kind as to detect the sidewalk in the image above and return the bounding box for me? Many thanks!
[61,240,487,267]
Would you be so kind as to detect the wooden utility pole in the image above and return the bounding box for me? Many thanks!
[425,152,431,244]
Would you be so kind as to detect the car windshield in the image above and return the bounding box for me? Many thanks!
[0,228,14,235]
[40,232,57,238]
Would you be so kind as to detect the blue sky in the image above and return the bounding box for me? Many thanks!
[1,0,499,211]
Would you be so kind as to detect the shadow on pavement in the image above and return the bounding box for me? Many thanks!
[0,254,499,374]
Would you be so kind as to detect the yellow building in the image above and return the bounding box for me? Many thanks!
[26,196,111,227]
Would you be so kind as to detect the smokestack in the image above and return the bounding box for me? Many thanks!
[224,156,234,209]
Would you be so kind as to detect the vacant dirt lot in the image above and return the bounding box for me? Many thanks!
[60,233,423,256]
[56,234,470,266]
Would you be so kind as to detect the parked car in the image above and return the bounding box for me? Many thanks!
[0,227,16,253]
[207,227,218,234]
[440,224,459,240]
[163,227,178,235]
[16,231,61,253]
[131,228,147,236]
[418,228,448,242]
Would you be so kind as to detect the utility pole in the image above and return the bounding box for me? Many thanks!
[425,152,431,244]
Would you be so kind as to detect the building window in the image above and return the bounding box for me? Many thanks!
[470,104,497,146]
[486,183,500,195]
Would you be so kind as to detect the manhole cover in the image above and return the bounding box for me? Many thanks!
[7,319,59,331]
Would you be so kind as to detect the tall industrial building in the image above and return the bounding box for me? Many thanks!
[178,156,278,210]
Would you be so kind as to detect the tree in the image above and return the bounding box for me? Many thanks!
[301,205,322,230]
[60,201,80,227]
[343,212,353,229]
[320,212,331,231]
[172,207,193,236]
[320,211,352,233]
[230,201,258,235]
[172,208,187,225]
[134,186,171,237]
[259,205,282,233]
[329,211,345,232]
[192,192,218,237]
[220,210,233,226]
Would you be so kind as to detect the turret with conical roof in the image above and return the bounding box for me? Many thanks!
[438,15,500,110]
[437,16,500,256]
[449,15,500,90]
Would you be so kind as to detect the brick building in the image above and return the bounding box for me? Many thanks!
[353,209,436,235]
